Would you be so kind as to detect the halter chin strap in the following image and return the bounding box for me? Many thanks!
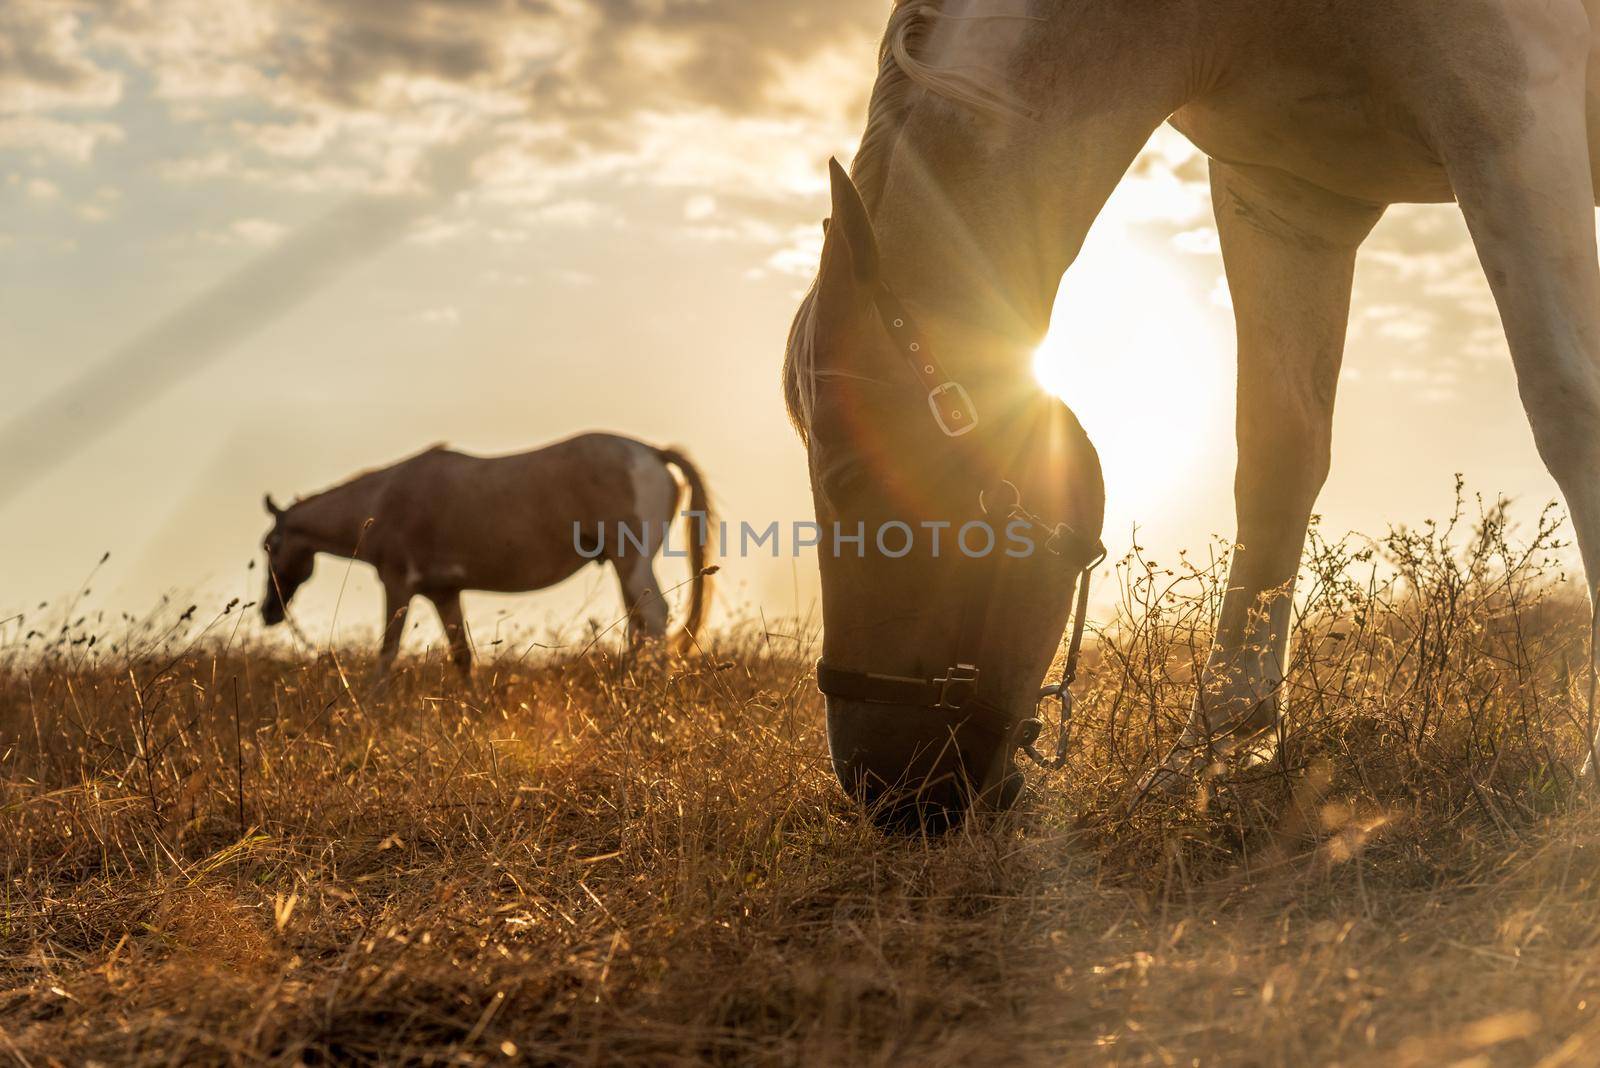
[815,528,1104,770]
[816,276,1105,772]
[816,660,983,712]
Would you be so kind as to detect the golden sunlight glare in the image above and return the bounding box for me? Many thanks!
[1033,221,1235,537]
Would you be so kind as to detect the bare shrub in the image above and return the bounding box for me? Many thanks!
[3,498,1598,1064]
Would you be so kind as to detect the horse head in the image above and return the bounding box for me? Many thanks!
[260,494,315,626]
[790,161,1106,833]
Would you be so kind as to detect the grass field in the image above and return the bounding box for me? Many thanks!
[6,504,1600,1066]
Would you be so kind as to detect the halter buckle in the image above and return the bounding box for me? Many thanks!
[935,663,981,710]
[928,382,979,437]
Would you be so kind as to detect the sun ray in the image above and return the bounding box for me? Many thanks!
[1033,223,1234,537]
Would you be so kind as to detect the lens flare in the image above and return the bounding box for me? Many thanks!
[1033,224,1234,536]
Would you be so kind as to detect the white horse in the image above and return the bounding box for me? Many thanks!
[261,433,713,675]
[785,0,1600,827]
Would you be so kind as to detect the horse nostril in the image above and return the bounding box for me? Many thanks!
[824,697,1021,836]
[867,790,970,836]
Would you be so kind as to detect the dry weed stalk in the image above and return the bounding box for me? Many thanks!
[2,495,1598,1064]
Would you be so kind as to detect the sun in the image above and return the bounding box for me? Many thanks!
[1032,223,1235,535]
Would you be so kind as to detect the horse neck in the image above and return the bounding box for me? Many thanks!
[871,2,1204,356]
[286,475,386,558]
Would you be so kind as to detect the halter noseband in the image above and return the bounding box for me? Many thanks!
[815,280,1106,771]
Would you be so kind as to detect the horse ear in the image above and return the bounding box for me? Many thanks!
[826,158,878,284]
[264,494,283,517]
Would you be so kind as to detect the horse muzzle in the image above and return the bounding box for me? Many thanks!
[824,697,1026,834]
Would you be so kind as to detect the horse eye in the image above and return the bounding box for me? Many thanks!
[817,457,866,503]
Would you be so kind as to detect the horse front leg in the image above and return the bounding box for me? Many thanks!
[430,590,475,679]
[1144,161,1383,793]
[1440,48,1600,770]
[377,577,412,679]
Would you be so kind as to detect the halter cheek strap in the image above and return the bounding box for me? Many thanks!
[873,283,979,438]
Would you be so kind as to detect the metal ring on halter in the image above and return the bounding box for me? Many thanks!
[1020,687,1074,771]
[1018,541,1106,770]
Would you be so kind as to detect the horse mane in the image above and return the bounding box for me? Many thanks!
[782,0,1039,444]
[281,444,450,541]
[292,444,446,503]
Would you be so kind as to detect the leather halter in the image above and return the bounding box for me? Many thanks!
[815,280,1106,771]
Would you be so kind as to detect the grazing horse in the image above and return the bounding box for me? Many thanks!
[260,433,713,674]
[786,0,1600,830]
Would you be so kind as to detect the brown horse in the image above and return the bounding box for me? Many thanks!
[260,433,713,674]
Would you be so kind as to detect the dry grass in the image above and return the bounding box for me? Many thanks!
[6,499,1600,1066]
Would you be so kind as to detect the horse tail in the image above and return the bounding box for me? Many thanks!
[655,446,715,654]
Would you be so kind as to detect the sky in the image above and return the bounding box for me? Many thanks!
[0,0,1575,654]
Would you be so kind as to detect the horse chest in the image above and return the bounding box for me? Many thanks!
[1173,81,1456,205]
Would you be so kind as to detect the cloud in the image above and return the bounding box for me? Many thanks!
[516,198,622,228]
[760,227,825,278]
[74,188,117,222]
[415,305,461,326]
[1111,128,1211,226]
[8,0,1501,424]
[0,4,126,164]
[0,5,123,113]
[1355,207,1501,359]
[0,0,881,279]
[230,217,287,245]
[182,216,289,246]
[0,116,124,162]
[0,0,1518,431]
[1171,227,1220,255]
[7,0,874,184]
